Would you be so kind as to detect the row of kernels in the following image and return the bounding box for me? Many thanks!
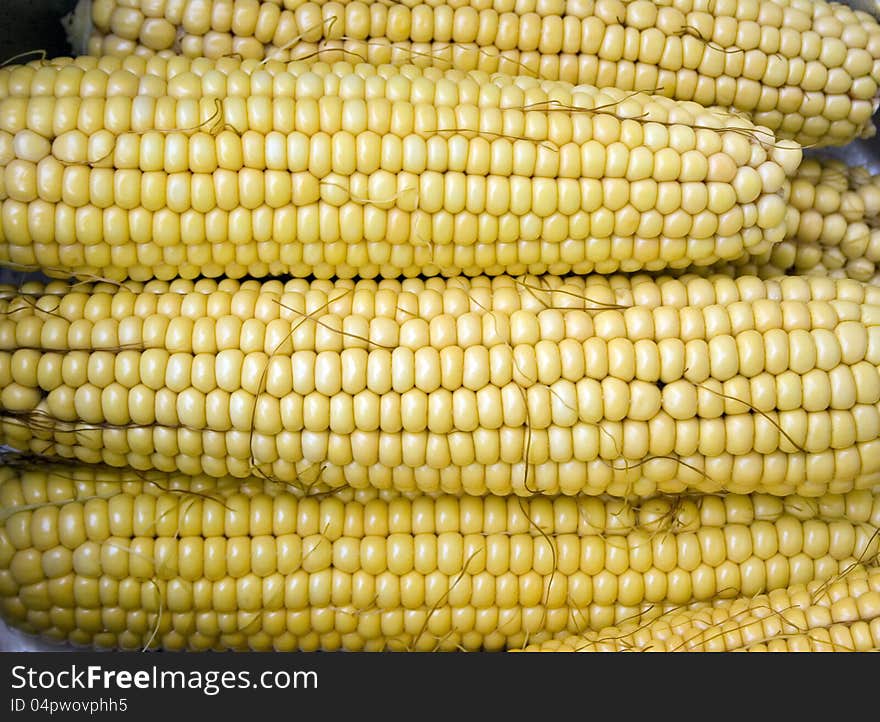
[2,596,672,651]
[5,326,875,404]
[1,588,577,649]
[6,175,745,240]
[3,59,682,126]
[15,359,877,439]
[4,412,879,490]
[68,129,726,183]
[6,432,875,497]
[6,466,877,534]
[5,273,874,316]
[3,284,873,345]
[2,161,765,222]
[2,552,863,618]
[3,214,767,270]
[6,228,682,281]
[6,491,877,556]
[0,106,778,183]
[3,322,875,396]
[0,556,614,617]
[95,0,587,49]
[3,57,511,98]
[3,289,849,348]
[6,526,868,607]
[5,277,877,330]
[8,319,880,386]
[0,470,217,510]
[0,204,782,275]
[6,345,880,425]
[2,88,732,157]
[82,0,879,44]
[0,472,402,515]
[25,400,879,461]
[639,488,880,528]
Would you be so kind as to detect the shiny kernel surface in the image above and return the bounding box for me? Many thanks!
[1,273,880,497]
[0,462,877,651]
[0,57,798,281]
[80,0,880,147]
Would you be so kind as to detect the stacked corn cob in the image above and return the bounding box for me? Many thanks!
[1,0,880,652]
[0,57,799,280]
[78,0,880,148]
[1,273,880,499]
[1,461,878,650]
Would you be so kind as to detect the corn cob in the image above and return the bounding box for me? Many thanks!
[0,55,799,282]
[1,460,877,651]
[520,563,880,651]
[704,156,880,285]
[1,273,879,498]
[80,0,880,147]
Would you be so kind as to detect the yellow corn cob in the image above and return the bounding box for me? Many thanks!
[520,564,880,651]
[698,156,880,284]
[1,273,879,498]
[81,0,880,147]
[0,55,799,282]
[1,460,877,651]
